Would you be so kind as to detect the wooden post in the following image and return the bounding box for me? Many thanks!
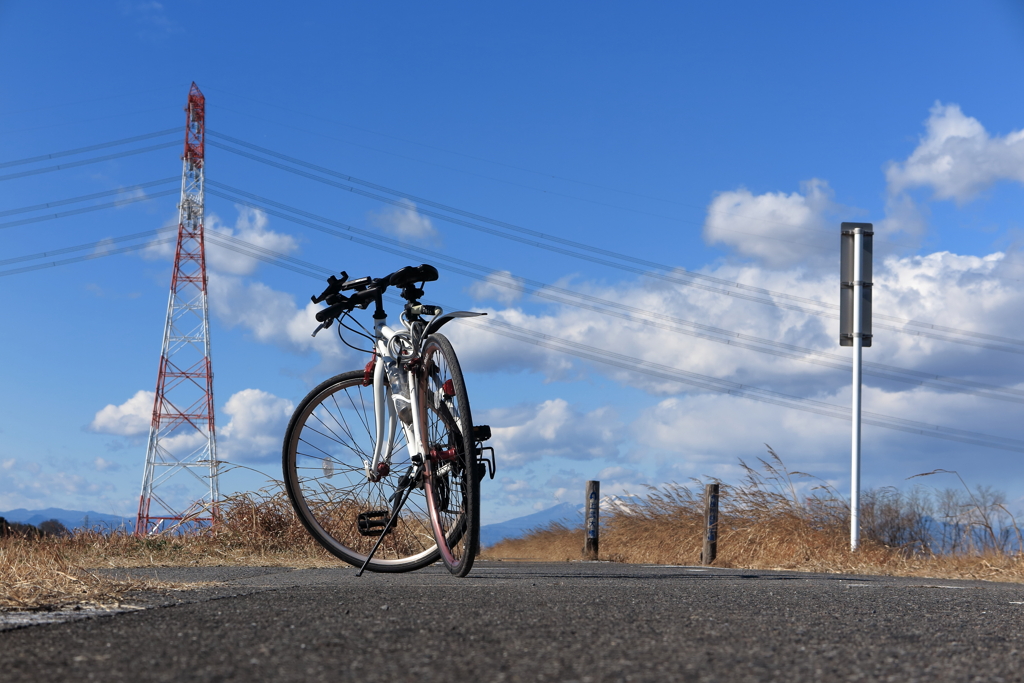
[702,483,719,566]
[583,480,599,560]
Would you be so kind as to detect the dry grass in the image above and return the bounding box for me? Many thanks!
[483,447,1024,583]
[0,537,184,612]
[0,487,329,612]
[9,454,1024,612]
[70,487,335,570]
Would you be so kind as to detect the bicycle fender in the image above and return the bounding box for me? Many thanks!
[424,311,486,337]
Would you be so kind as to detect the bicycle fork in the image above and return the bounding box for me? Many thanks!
[358,323,429,575]
[365,322,426,482]
[357,372,427,576]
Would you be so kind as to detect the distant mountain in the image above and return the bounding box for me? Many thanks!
[480,503,582,548]
[479,495,645,548]
[0,508,134,533]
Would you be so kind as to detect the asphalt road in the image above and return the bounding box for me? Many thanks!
[3,561,1024,682]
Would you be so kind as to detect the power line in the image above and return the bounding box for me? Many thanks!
[456,316,1024,454]
[205,231,335,279]
[204,85,778,219]
[0,189,179,231]
[205,184,1024,403]
[0,141,179,183]
[203,231,1024,454]
[0,228,175,268]
[6,180,1016,407]
[0,178,178,218]
[0,129,179,169]
[207,111,843,252]
[0,239,175,278]
[8,221,1021,453]
[208,134,1024,351]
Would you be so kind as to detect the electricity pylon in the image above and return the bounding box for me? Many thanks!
[136,83,219,535]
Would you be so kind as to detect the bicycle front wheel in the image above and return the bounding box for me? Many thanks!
[421,334,479,577]
[283,370,440,572]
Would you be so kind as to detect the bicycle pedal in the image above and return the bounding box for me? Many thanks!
[357,511,392,536]
[473,424,492,442]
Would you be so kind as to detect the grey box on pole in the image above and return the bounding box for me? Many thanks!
[840,222,873,347]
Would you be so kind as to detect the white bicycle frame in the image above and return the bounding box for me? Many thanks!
[367,316,419,481]
[363,307,484,482]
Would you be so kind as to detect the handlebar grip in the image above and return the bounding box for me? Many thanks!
[315,302,348,322]
[388,264,438,288]
[314,286,382,323]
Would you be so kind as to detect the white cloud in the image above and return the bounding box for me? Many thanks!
[886,102,1024,203]
[93,457,121,472]
[143,221,178,260]
[0,465,115,505]
[207,273,355,370]
[218,389,294,463]
[632,378,1024,491]
[446,246,1024,409]
[157,429,210,461]
[469,270,524,305]
[594,465,650,498]
[89,386,296,465]
[207,206,298,275]
[484,399,623,467]
[114,185,148,207]
[90,390,154,436]
[703,179,836,268]
[368,199,438,242]
[143,206,298,276]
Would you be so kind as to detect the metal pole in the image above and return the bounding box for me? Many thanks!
[850,229,863,551]
[702,483,720,565]
[584,480,599,560]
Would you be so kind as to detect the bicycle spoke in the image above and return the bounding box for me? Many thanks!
[285,370,440,571]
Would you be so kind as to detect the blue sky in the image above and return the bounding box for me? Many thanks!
[3,1,1024,524]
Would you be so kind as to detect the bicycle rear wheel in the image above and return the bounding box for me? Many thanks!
[283,370,440,572]
[421,334,479,577]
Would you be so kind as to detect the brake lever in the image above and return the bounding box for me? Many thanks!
[311,318,334,337]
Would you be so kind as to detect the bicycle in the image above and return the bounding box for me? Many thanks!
[282,264,495,577]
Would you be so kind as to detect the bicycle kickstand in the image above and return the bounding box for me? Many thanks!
[356,464,419,576]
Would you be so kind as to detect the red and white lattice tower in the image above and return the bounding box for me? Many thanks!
[136,82,219,534]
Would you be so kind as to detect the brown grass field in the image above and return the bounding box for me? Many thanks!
[4,451,1024,612]
[0,487,333,612]
[483,449,1024,582]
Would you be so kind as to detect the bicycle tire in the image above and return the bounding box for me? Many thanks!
[421,334,479,577]
[283,370,440,572]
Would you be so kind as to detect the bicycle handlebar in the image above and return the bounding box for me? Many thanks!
[312,264,438,324]
[386,264,438,288]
